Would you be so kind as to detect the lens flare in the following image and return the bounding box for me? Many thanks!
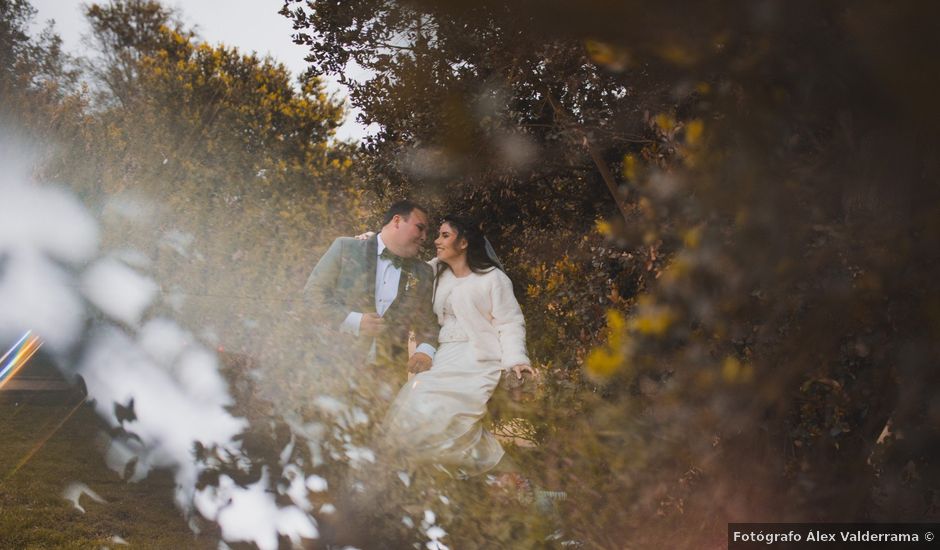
[0,330,44,390]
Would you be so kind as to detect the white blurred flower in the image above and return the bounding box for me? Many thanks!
[81,258,158,326]
[306,474,328,492]
[62,482,106,513]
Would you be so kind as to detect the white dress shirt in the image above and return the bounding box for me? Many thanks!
[340,234,435,360]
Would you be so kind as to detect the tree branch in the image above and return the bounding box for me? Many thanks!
[545,88,631,224]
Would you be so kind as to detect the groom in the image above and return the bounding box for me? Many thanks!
[303,200,438,379]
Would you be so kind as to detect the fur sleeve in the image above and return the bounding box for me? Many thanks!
[489,270,530,368]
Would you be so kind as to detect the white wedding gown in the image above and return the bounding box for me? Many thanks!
[383,270,506,477]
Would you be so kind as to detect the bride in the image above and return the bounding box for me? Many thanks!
[377,214,535,477]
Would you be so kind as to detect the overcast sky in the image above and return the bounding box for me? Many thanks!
[29,0,373,142]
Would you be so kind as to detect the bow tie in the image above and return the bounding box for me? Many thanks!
[380,248,405,269]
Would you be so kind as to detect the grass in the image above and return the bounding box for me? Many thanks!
[0,393,220,549]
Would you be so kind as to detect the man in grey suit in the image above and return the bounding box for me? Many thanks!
[303,200,438,381]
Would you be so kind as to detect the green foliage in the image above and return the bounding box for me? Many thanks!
[4,0,940,546]
[83,0,190,106]
[0,0,80,137]
[39,2,371,368]
[0,0,37,91]
[285,0,940,546]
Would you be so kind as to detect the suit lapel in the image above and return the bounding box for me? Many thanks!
[382,258,408,319]
[363,235,378,313]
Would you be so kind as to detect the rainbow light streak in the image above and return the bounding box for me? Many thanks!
[0,330,43,390]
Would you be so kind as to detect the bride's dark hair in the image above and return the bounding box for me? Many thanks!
[437,214,501,275]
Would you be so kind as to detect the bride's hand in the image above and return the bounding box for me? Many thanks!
[353,230,376,240]
[511,363,536,380]
[408,352,432,374]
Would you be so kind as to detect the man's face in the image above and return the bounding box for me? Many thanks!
[393,208,429,258]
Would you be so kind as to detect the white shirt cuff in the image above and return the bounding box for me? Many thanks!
[341,312,362,336]
[415,343,436,360]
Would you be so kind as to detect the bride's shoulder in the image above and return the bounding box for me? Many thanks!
[478,267,513,287]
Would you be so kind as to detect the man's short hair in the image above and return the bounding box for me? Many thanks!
[382,200,428,226]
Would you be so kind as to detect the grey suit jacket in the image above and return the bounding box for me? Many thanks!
[303,235,438,366]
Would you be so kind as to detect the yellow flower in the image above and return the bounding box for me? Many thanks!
[584,40,632,71]
[585,310,629,379]
[685,119,704,146]
[682,226,702,249]
[586,348,622,378]
[654,113,675,133]
[721,356,754,383]
[629,306,675,336]
[622,153,637,182]
[658,44,697,66]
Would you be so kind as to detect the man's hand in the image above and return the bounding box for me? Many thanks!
[408,352,432,374]
[511,363,536,380]
[359,313,386,337]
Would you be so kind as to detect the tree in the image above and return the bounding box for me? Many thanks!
[52,1,368,377]
[82,0,189,107]
[1,0,80,134]
[0,0,36,93]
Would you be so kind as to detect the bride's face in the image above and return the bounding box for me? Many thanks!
[434,222,467,263]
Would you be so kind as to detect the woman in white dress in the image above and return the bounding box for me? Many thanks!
[382,214,535,477]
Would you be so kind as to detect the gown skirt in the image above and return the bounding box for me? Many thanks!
[383,340,505,477]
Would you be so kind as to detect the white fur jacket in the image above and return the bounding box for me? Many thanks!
[429,258,530,369]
